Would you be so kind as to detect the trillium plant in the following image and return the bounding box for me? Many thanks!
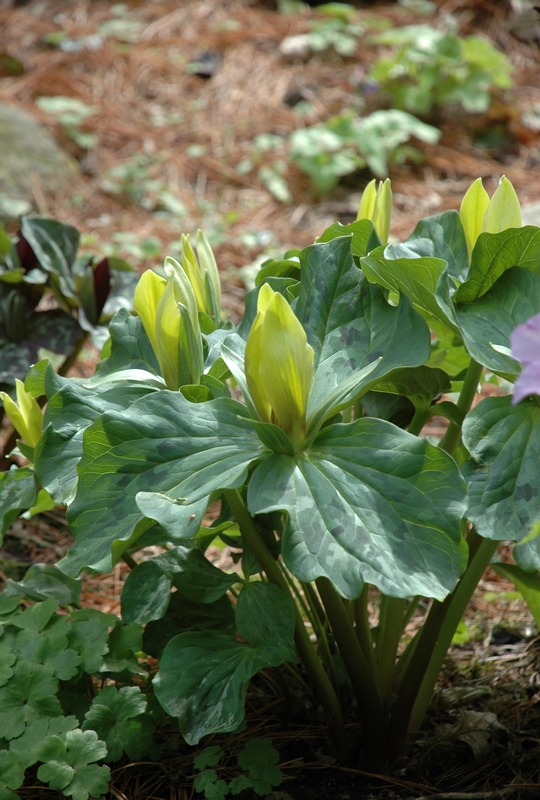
[3,176,540,777]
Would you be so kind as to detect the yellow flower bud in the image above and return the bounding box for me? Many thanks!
[460,176,522,262]
[0,379,43,448]
[245,284,314,451]
[357,178,393,244]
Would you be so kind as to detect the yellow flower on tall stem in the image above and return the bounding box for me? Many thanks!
[357,178,393,244]
[0,380,43,448]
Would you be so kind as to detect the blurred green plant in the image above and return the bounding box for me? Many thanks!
[368,25,513,116]
[288,109,440,192]
[193,740,283,799]
[35,96,98,150]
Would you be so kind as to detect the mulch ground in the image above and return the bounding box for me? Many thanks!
[1,0,540,797]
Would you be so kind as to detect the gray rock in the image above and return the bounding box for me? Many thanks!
[0,102,78,209]
[521,201,540,227]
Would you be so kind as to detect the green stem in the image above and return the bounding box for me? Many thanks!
[223,490,347,757]
[375,596,408,709]
[353,588,377,677]
[407,407,430,437]
[316,577,387,769]
[407,532,498,735]
[388,530,497,758]
[439,359,483,455]
[121,552,137,570]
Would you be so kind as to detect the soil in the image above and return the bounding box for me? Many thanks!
[1,0,540,798]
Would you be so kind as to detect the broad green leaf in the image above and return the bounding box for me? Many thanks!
[359,391,415,428]
[61,393,266,575]
[0,751,25,793]
[35,381,156,505]
[68,613,110,673]
[427,320,470,377]
[455,226,540,302]
[153,546,238,603]
[36,730,110,800]
[142,592,235,658]
[0,645,15,686]
[153,631,294,744]
[8,715,79,768]
[237,739,282,795]
[82,686,155,762]
[101,621,144,677]
[492,562,540,630]
[120,560,172,625]
[316,219,378,258]
[248,419,467,600]
[463,396,540,542]
[405,209,469,282]
[370,366,451,412]
[0,466,36,545]
[0,661,62,739]
[9,596,58,633]
[236,582,296,661]
[4,564,81,606]
[360,243,458,333]
[455,268,540,376]
[15,624,81,680]
[20,217,79,300]
[294,238,432,418]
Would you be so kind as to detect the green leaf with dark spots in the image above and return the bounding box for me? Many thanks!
[405,209,469,282]
[121,560,172,625]
[61,393,266,575]
[153,546,238,603]
[153,631,295,745]
[454,267,540,376]
[248,419,467,600]
[463,395,540,542]
[236,582,296,661]
[370,366,451,412]
[0,466,36,545]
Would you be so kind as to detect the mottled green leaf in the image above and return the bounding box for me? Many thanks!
[121,560,172,625]
[405,209,469,282]
[92,308,160,379]
[294,238,432,418]
[455,226,540,302]
[153,631,294,744]
[316,218,377,258]
[35,381,156,505]
[454,268,540,376]
[463,396,540,542]
[361,243,458,332]
[61,393,266,575]
[236,582,296,661]
[153,546,238,603]
[4,564,81,606]
[248,419,467,599]
[370,366,451,411]
[0,466,36,544]
[142,592,235,659]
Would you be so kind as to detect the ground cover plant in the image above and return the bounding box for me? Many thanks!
[2,177,540,797]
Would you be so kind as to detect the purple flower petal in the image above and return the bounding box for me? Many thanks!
[511,313,540,404]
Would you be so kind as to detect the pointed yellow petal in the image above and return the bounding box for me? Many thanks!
[180,234,206,313]
[460,178,490,261]
[164,257,199,328]
[155,277,182,390]
[245,287,273,423]
[357,179,377,221]
[372,178,393,244]
[196,229,221,314]
[482,175,522,234]
[133,270,167,354]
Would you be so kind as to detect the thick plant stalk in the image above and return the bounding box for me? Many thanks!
[375,596,408,709]
[316,577,388,770]
[388,531,497,756]
[223,489,348,757]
